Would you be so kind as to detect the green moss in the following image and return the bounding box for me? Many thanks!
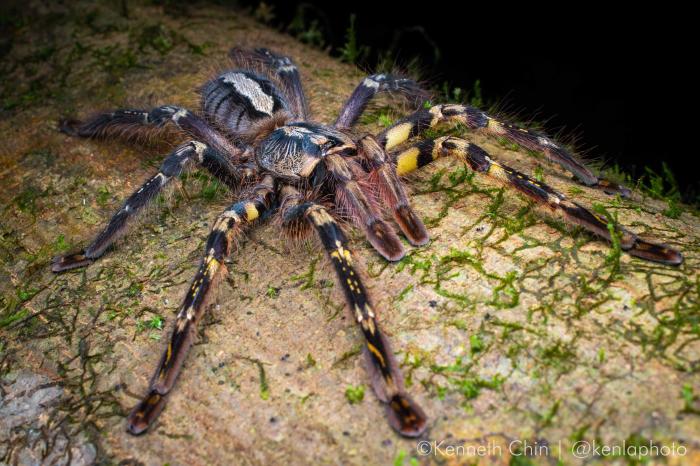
[663,198,683,219]
[393,450,420,466]
[96,185,111,206]
[430,247,520,309]
[344,384,365,404]
[509,453,537,466]
[257,362,270,400]
[470,334,485,353]
[413,165,486,228]
[377,113,393,127]
[497,137,520,152]
[592,203,622,279]
[305,353,316,368]
[489,270,520,308]
[199,177,223,201]
[291,257,319,290]
[681,383,700,414]
[532,166,545,183]
[537,339,577,373]
[92,44,140,74]
[538,399,560,428]
[395,252,432,277]
[135,23,174,55]
[0,298,28,328]
[395,284,414,302]
[429,354,504,404]
[265,285,279,299]
[14,185,45,214]
[54,234,69,253]
[148,315,163,330]
[567,186,584,196]
[332,345,362,369]
[235,356,271,401]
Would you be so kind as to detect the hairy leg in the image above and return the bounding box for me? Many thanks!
[280,188,427,437]
[334,74,428,130]
[52,141,253,272]
[60,105,241,158]
[378,104,630,197]
[356,135,428,246]
[127,176,275,434]
[325,153,405,261]
[392,136,682,265]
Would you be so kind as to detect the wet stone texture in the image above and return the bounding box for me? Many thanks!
[1,2,699,465]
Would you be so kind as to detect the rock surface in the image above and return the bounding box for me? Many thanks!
[1,2,699,465]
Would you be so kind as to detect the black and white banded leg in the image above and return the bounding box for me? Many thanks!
[335,74,428,130]
[127,176,275,435]
[392,136,682,265]
[280,190,427,437]
[379,103,631,197]
[52,141,253,272]
[60,105,240,158]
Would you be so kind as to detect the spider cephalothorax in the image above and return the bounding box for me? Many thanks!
[52,47,683,439]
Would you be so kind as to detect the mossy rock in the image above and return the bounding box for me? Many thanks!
[1,2,699,465]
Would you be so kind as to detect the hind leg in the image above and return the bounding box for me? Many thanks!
[60,105,239,158]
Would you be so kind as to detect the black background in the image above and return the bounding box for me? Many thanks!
[237,1,696,202]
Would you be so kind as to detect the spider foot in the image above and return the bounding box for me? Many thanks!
[51,250,93,272]
[126,389,168,435]
[626,238,683,265]
[595,179,632,198]
[366,220,405,261]
[58,118,83,136]
[394,205,429,247]
[385,393,428,438]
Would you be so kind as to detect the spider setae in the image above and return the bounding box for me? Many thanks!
[52,47,683,438]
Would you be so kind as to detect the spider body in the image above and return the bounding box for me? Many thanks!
[256,122,355,180]
[53,47,682,440]
[202,70,291,134]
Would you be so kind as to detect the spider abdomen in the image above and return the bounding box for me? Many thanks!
[255,122,355,180]
[200,70,289,134]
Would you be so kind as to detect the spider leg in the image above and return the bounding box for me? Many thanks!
[127,176,275,435]
[356,135,428,246]
[393,136,683,265]
[279,187,427,437]
[60,105,239,157]
[52,141,252,272]
[334,75,428,130]
[229,47,309,120]
[325,154,405,261]
[378,104,631,197]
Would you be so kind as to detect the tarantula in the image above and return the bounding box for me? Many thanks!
[52,47,683,438]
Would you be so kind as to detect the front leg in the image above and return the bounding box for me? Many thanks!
[127,176,275,434]
[280,189,427,437]
[356,135,428,246]
[325,154,406,261]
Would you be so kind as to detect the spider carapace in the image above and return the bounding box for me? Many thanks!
[52,47,683,439]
